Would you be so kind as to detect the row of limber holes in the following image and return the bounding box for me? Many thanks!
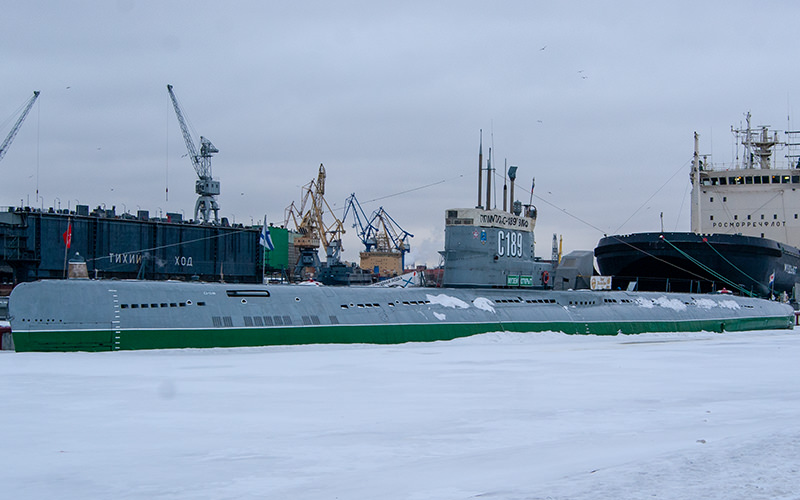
[338,298,558,309]
[340,300,429,309]
[214,315,337,327]
[121,298,561,312]
[120,301,206,309]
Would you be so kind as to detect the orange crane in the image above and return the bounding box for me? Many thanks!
[284,164,346,279]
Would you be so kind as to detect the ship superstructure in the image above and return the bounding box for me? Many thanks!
[441,207,550,287]
[691,113,800,245]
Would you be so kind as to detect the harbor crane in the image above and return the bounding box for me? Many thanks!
[284,164,346,279]
[0,91,40,164]
[166,84,220,224]
[341,193,376,251]
[369,207,413,263]
[342,193,413,274]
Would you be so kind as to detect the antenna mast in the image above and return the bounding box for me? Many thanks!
[485,147,492,209]
[477,130,483,209]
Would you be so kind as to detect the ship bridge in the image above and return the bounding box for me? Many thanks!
[691,116,800,248]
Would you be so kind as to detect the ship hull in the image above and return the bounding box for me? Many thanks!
[595,232,800,297]
[7,279,793,352]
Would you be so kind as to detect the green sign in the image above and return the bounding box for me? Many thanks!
[506,275,519,286]
[520,275,533,287]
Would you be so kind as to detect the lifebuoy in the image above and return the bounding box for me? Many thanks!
[541,270,550,284]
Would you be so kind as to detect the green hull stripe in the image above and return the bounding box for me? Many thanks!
[11,315,794,352]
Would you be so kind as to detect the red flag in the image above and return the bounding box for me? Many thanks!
[63,222,72,249]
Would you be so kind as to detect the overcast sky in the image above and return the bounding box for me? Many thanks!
[4,1,800,266]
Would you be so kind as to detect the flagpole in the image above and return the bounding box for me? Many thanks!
[767,270,775,299]
[263,215,266,284]
[62,218,72,278]
[63,241,68,278]
[260,215,268,284]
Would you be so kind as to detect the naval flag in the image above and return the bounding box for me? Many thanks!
[769,271,775,287]
[62,220,73,249]
[259,216,275,251]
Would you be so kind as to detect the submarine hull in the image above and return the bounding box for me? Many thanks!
[8,279,793,352]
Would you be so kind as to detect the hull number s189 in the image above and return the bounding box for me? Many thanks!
[498,230,523,258]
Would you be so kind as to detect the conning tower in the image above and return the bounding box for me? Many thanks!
[441,136,552,288]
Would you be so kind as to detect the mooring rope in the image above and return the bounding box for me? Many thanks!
[659,235,755,297]
[701,238,765,290]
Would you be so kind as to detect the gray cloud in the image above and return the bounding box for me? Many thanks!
[4,1,800,266]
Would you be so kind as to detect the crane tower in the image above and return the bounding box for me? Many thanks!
[284,164,346,279]
[166,84,220,224]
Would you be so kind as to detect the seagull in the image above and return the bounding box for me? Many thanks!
[540,45,547,51]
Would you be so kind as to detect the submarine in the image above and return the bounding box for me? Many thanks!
[5,156,794,352]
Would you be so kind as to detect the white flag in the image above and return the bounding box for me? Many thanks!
[259,216,275,251]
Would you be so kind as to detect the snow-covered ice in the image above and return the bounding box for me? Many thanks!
[2,328,800,499]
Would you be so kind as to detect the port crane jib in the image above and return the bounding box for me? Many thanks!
[342,193,377,251]
[0,91,40,164]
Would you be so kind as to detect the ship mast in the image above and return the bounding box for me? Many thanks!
[733,112,782,170]
[485,147,492,210]
[743,112,753,169]
[690,132,701,234]
[477,131,483,209]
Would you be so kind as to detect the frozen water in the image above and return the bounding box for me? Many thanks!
[2,328,800,499]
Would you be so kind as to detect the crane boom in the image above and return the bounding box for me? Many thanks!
[368,206,413,261]
[166,84,220,224]
[0,91,40,163]
[342,193,377,251]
